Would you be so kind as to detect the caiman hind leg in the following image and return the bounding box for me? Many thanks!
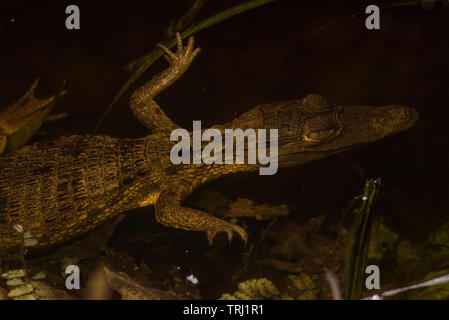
[0,79,59,155]
[129,33,201,134]
[155,190,248,245]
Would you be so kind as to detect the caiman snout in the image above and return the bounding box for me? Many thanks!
[336,104,419,148]
[380,105,419,132]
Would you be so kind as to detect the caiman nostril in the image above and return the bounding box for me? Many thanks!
[387,106,419,130]
[402,107,419,122]
[400,107,410,119]
[403,107,412,117]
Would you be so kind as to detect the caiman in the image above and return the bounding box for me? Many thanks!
[0,34,418,255]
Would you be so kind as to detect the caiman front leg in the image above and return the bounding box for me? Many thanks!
[132,35,246,244]
[130,33,201,133]
[0,79,57,154]
[156,183,248,245]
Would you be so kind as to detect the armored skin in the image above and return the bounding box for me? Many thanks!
[0,34,418,255]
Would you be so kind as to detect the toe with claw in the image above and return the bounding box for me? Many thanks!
[206,222,248,245]
[157,32,201,75]
[0,79,65,154]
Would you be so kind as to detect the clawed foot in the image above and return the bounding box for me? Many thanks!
[0,79,65,154]
[206,222,248,245]
[0,79,58,136]
[157,32,201,75]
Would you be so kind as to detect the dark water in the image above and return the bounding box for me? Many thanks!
[0,0,448,299]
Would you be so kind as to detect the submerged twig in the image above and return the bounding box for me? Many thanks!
[125,0,209,73]
[328,270,449,300]
[326,271,343,300]
[166,0,209,39]
[363,272,449,299]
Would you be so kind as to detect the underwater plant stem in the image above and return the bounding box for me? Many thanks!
[344,178,382,300]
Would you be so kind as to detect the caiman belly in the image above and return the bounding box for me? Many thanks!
[0,134,156,253]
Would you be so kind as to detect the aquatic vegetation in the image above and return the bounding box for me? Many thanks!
[368,223,398,262]
[219,275,318,300]
[344,178,381,299]
[1,269,48,300]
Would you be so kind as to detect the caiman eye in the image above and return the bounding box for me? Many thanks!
[304,129,335,141]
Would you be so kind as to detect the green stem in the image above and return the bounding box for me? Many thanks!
[344,178,382,300]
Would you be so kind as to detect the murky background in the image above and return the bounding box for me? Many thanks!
[0,0,448,299]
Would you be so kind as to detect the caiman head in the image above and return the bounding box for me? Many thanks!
[227,94,419,168]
